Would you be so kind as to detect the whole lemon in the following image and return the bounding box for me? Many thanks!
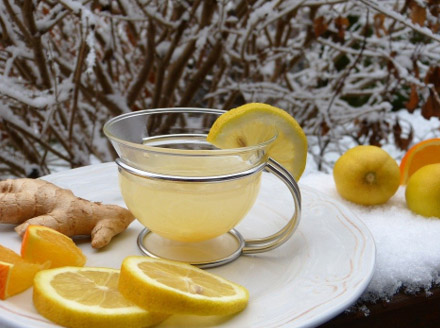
[333,145,400,205]
[405,163,440,218]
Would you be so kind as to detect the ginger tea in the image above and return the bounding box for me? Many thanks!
[118,148,262,242]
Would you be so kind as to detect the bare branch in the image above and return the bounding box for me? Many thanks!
[359,0,440,43]
[179,39,223,106]
[1,0,439,178]
[126,21,155,107]
[22,0,52,89]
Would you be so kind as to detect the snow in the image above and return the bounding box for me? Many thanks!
[359,0,440,43]
[301,109,440,305]
[301,173,440,302]
[85,32,96,75]
[0,76,52,108]
[0,0,440,307]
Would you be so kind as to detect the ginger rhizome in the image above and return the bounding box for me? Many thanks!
[0,178,134,248]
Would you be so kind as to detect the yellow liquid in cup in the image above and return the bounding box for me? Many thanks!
[119,167,261,242]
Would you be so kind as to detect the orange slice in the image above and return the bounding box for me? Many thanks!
[0,244,46,299]
[400,138,440,185]
[0,244,22,263]
[21,225,86,268]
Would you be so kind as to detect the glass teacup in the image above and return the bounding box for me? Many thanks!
[104,108,301,267]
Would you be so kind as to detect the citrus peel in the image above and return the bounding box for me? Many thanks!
[21,225,86,268]
[333,145,400,205]
[33,266,167,328]
[0,244,47,300]
[207,103,307,181]
[399,138,440,185]
[119,256,249,316]
[405,163,440,218]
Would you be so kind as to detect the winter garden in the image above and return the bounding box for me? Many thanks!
[0,0,439,178]
[2,0,440,321]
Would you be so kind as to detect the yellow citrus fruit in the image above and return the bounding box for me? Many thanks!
[0,245,47,299]
[399,138,440,185]
[207,103,308,181]
[405,163,440,218]
[21,225,86,268]
[119,256,249,316]
[33,266,168,328]
[333,145,400,205]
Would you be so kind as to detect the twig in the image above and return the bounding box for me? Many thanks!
[326,9,370,115]
[159,39,196,107]
[179,39,223,106]
[22,0,52,89]
[359,0,440,43]
[1,116,71,162]
[3,0,33,43]
[94,59,114,95]
[126,21,155,107]
[68,24,88,142]
[0,151,27,177]
[152,13,189,107]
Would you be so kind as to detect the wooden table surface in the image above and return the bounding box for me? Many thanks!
[318,286,440,328]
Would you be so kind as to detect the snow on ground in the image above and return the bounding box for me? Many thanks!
[301,173,440,303]
[301,109,440,304]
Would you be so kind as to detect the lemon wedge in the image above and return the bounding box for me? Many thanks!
[33,266,168,328]
[207,103,307,181]
[119,256,249,316]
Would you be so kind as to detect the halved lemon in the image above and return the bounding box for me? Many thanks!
[33,266,168,328]
[207,103,308,181]
[119,256,249,316]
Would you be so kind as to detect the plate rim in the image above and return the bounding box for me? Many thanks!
[0,162,376,328]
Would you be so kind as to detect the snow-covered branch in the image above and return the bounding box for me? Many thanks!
[0,0,439,177]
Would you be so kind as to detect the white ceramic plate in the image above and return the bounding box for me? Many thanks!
[0,163,375,328]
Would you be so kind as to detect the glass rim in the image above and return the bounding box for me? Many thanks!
[103,107,277,157]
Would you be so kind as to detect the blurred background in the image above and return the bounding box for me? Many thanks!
[0,0,439,179]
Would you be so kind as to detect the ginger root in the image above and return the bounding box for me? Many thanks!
[0,178,134,248]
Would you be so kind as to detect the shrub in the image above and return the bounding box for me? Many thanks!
[0,0,439,177]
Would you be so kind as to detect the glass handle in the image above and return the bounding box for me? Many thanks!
[242,158,302,254]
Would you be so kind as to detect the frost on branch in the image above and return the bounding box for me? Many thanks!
[0,0,439,177]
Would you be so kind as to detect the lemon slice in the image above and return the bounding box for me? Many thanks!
[207,103,308,181]
[119,256,249,316]
[33,266,168,328]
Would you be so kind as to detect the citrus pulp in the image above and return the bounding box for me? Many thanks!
[0,244,46,299]
[21,225,86,268]
[399,138,440,184]
[119,256,249,316]
[207,103,308,181]
[33,266,167,328]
